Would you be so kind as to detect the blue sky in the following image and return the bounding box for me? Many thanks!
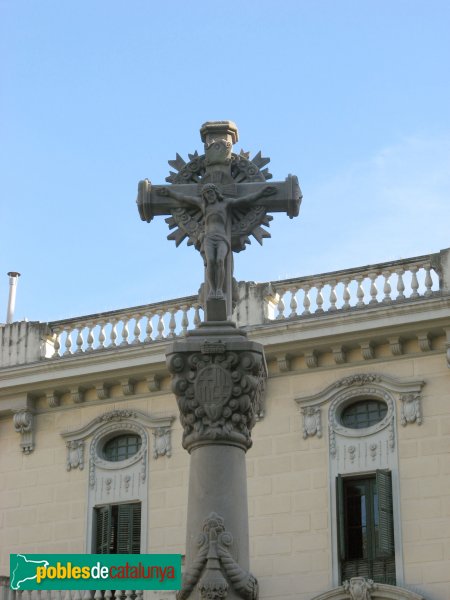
[1,0,449,322]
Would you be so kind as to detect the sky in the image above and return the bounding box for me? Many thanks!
[1,0,449,322]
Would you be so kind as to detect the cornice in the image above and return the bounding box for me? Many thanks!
[0,296,448,405]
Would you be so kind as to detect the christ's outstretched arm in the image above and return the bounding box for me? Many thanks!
[158,187,203,209]
[231,185,277,206]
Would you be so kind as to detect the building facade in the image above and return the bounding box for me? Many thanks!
[1,249,449,600]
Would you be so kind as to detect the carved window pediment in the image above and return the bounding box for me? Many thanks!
[310,580,425,600]
[60,408,175,471]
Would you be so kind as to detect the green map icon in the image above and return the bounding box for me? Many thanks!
[10,555,49,590]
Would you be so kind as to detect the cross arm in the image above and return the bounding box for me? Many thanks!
[233,175,302,219]
[137,180,200,223]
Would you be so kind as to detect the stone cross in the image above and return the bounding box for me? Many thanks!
[137,120,302,320]
[136,122,303,600]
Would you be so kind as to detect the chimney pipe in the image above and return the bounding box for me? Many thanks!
[6,272,21,324]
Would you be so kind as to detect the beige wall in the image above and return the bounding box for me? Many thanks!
[1,349,449,600]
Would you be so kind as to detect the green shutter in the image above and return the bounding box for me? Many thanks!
[376,470,394,557]
[336,475,346,561]
[117,503,141,554]
[96,506,112,554]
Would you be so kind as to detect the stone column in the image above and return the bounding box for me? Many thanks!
[166,320,266,600]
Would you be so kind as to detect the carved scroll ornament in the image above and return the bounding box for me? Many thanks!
[177,512,258,600]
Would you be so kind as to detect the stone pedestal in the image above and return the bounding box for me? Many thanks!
[166,321,266,600]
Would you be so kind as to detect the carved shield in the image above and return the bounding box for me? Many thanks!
[195,365,232,421]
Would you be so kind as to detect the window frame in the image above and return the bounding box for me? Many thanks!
[336,470,395,585]
[94,502,142,554]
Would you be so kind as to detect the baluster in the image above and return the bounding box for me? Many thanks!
[302,285,311,315]
[328,281,337,312]
[109,320,118,347]
[135,592,143,600]
[368,271,378,304]
[73,591,82,600]
[410,266,419,298]
[64,330,73,356]
[342,279,351,310]
[193,304,202,328]
[124,592,132,600]
[54,591,63,600]
[114,590,122,600]
[104,592,112,600]
[132,315,141,345]
[86,324,95,352]
[181,305,189,336]
[424,265,433,296]
[289,289,298,318]
[22,592,30,600]
[64,591,71,600]
[52,330,61,358]
[98,322,106,349]
[355,276,365,308]
[276,289,285,319]
[396,268,405,301]
[120,318,130,346]
[382,270,392,303]
[35,590,41,600]
[144,314,153,342]
[94,591,103,600]
[315,283,324,314]
[156,310,165,339]
[75,327,84,354]
[168,308,177,338]
[82,592,92,600]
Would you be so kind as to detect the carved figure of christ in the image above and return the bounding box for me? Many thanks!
[158,183,276,299]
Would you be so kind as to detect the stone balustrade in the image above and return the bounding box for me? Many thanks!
[271,254,441,319]
[0,581,178,600]
[0,249,448,364]
[49,296,203,359]
[0,587,155,600]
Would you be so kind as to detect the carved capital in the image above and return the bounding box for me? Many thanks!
[167,336,266,452]
[418,333,432,352]
[389,336,403,356]
[400,393,423,426]
[277,354,291,372]
[147,374,161,392]
[121,378,135,396]
[13,410,34,454]
[47,391,61,408]
[177,512,258,600]
[71,386,85,404]
[305,350,318,368]
[332,345,346,364]
[301,406,322,439]
[360,342,375,360]
[95,383,110,400]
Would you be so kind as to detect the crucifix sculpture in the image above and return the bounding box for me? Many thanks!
[136,122,302,600]
[137,120,302,320]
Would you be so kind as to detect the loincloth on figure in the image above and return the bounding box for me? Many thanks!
[202,233,231,255]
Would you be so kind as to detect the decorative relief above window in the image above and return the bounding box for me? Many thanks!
[60,408,176,473]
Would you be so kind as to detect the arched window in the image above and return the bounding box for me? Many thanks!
[103,433,142,461]
[341,399,388,429]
